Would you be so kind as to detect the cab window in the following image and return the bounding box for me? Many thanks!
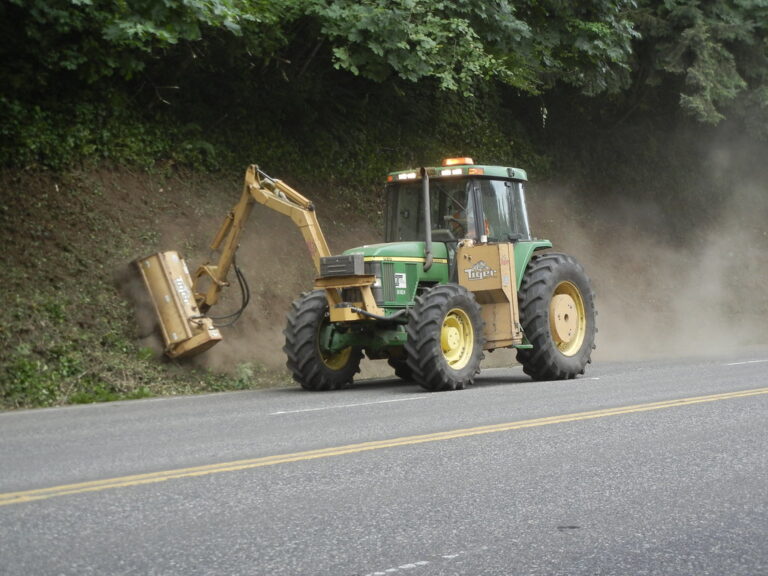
[476,179,531,241]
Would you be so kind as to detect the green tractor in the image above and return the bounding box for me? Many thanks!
[138,158,596,391]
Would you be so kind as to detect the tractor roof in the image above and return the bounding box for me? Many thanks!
[386,158,528,183]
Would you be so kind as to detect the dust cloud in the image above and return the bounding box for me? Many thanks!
[529,138,768,361]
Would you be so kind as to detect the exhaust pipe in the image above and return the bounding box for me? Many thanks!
[421,167,433,272]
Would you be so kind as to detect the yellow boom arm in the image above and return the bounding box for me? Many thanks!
[136,165,333,358]
[194,165,331,311]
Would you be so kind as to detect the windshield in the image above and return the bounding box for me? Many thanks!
[385,178,530,242]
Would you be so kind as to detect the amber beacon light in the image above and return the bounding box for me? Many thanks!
[442,157,474,166]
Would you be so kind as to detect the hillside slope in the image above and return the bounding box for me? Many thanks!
[0,167,379,408]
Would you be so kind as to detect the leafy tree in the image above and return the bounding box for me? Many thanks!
[635,0,768,129]
[0,0,249,90]
[3,0,768,171]
[310,0,638,96]
[515,0,639,95]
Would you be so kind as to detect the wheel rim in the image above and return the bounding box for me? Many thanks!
[320,346,352,370]
[441,308,474,370]
[549,281,586,356]
[317,318,352,371]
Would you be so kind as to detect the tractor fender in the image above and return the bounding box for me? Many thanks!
[513,240,552,290]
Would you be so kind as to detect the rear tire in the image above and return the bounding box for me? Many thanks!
[283,290,362,390]
[405,284,485,391]
[516,253,596,380]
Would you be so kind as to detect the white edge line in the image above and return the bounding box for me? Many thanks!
[271,396,427,415]
[724,359,768,366]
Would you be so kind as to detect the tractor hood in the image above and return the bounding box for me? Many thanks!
[340,241,451,305]
[342,241,449,263]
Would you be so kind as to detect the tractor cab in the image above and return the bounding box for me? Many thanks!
[385,158,532,245]
[382,158,534,284]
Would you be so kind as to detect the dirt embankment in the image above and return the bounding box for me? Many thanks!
[1,167,381,406]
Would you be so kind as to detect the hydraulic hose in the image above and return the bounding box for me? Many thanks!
[206,259,251,328]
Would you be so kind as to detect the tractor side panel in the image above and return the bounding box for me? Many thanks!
[457,243,523,349]
[378,260,449,306]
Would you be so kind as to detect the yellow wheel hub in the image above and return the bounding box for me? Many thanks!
[317,317,352,371]
[441,308,474,370]
[321,346,351,371]
[549,281,586,356]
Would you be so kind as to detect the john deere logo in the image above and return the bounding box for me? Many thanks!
[464,260,496,281]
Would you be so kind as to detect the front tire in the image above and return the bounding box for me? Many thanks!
[283,290,362,390]
[516,253,596,380]
[405,284,485,391]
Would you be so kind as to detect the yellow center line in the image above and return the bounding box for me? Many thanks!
[3,386,768,507]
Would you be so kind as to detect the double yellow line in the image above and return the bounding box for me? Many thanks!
[3,386,767,507]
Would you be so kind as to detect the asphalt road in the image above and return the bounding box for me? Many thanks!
[1,353,767,575]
